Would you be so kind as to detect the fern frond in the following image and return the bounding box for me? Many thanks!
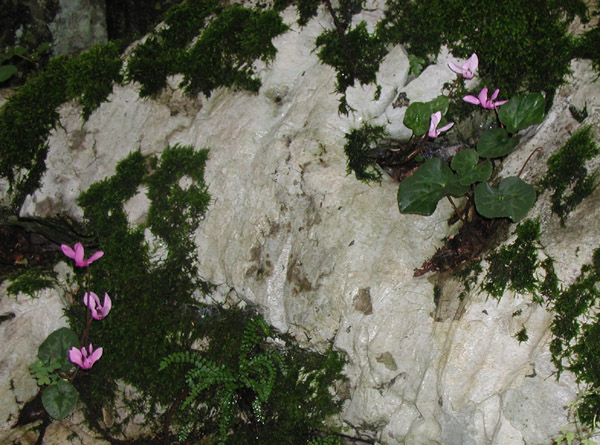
[159,350,206,371]
[239,316,270,360]
[217,386,237,443]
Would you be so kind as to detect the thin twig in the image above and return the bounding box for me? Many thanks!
[518,146,543,177]
[447,196,466,224]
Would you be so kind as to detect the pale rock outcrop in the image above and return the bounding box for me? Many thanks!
[3,3,600,444]
[49,0,107,55]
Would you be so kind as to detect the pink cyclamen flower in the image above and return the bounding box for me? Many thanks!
[448,53,478,79]
[428,111,454,138]
[83,292,111,320]
[463,87,508,109]
[69,344,103,369]
[61,242,103,267]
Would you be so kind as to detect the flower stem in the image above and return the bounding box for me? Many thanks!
[447,196,466,224]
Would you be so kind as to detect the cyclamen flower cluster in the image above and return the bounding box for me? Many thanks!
[428,53,508,139]
[61,242,110,370]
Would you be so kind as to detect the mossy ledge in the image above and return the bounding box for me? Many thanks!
[61,148,346,442]
[474,217,600,427]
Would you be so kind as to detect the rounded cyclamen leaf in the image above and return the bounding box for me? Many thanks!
[404,102,431,136]
[398,158,469,215]
[477,128,520,158]
[38,327,79,372]
[428,95,450,116]
[42,380,78,420]
[474,177,536,222]
[497,93,546,134]
[0,65,18,82]
[451,149,493,186]
[404,96,450,136]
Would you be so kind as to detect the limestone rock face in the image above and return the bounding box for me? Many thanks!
[4,3,600,444]
[49,0,107,55]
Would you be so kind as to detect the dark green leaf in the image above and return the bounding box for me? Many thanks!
[398,158,469,215]
[403,96,449,136]
[0,65,17,82]
[428,95,449,116]
[408,54,426,76]
[38,327,79,372]
[477,128,520,158]
[498,93,546,133]
[403,102,431,136]
[37,42,52,53]
[451,149,493,186]
[474,177,536,222]
[42,381,78,420]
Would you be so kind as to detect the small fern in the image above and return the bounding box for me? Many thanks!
[160,316,287,442]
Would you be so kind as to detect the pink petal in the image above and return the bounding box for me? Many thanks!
[83,291,100,307]
[88,346,103,367]
[84,292,101,319]
[61,244,76,259]
[439,122,455,133]
[100,293,112,318]
[87,251,104,265]
[463,95,480,105]
[68,346,84,368]
[478,88,489,104]
[448,62,463,74]
[490,89,500,101]
[495,100,509,107]
[465,53,478,73]
[74,243,85,266]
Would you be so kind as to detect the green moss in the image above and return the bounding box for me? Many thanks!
[126,0,217,97]
[70,148,205,414]
[540,125,599,226]
[181,6,288,96]
[482,219,541,299]
[568,104,589,123]
[573,18,600,73]
[0,42,126,208]
[0,56,69,208]
[548,248,600,424]
[515,326,529,343]
[66,146,347,440]
[65,42,124,120]
[316,20,387,114]
[378,0,587,97]
[6,268,56,298]
[343,123,386,183]
[127,4,288,98]
[274,0,321,26]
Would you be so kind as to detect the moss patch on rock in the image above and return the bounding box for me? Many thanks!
[0,42,124,208]
[65,146,346,441]
[378,0,588,97]
[540,125,600,226]
[126,3,288,98]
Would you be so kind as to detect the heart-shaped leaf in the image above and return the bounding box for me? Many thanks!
[477,128,520,158]
[398,158,469,215]
[403,102,430,136]
[42,381,78,420]
[498,93,546,134]
[403,96,450,136]
[451,149,493,186]
[429,95,449,116]
[474,177,536,222]
[38,327,79,372]
[0,65,17,82]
